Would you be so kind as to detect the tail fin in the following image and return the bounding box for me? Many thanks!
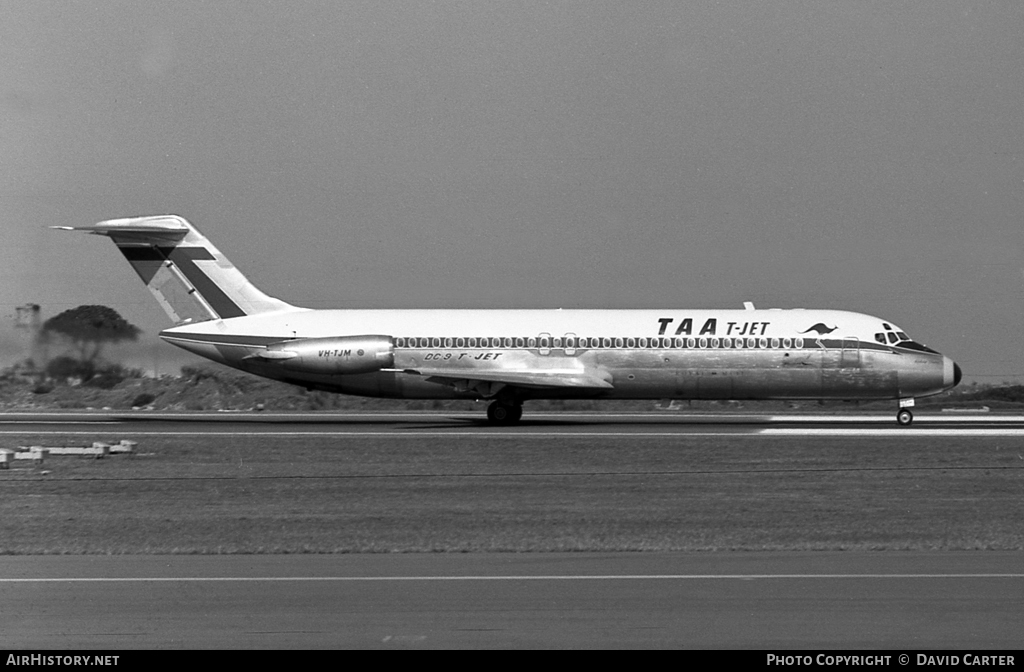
[54,215,296,324]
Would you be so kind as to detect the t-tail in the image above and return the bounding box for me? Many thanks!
[54,215,296,324]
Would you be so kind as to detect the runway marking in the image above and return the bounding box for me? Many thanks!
[4,427,1024,439]
[3,428,1024,439]
[3,573,1023,583]
[762,428,1024,437]
[0,421,121,425]
[0,430,758,438]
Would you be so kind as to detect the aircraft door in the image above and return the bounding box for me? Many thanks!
[840,338,860,368]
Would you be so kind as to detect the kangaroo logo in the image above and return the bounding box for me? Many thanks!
[800,323,837,335]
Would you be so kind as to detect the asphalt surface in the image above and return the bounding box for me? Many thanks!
[3,409,1024,437]
[2,411,1022,649]
[3,552,1023,649]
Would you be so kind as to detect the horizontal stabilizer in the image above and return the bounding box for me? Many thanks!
[53,217,190,244]
[406,368,614,390]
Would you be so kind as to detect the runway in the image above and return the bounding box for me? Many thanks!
[3,410,1024,437]
[2,552,1022,649]
[2,411,1022,649]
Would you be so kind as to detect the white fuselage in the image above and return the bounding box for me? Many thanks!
[160,307,959,402]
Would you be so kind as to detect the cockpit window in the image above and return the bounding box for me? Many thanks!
[877,323,934,352]
[899,341,939,354]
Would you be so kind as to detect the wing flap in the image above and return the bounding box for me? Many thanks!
[405,367,613,390]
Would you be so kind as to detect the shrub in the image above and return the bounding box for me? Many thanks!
[84,364,128,389]
[46,356,94,381]
[132,392,157,407]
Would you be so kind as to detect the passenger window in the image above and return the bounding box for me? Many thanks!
[444,337,453,348]
[783,338,792,349]
[795,338,804,349]
[685,337,694,348]
[710,337,720,348]
[771,338,780,349]
[527,337,537,348]
[698,337,707,348]
[614,337,623,348]
[432,337,441,348]
[626,337,636,348]
[515,337,524,348]
[503,337,512,348]
[468,337,477,348]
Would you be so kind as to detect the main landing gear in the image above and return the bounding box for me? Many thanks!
[486,400,523,425]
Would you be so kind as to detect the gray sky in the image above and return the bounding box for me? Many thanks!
[2,1,1022,382]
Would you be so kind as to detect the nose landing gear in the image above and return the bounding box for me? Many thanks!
[896,398,915,426]
[487,400,523,425]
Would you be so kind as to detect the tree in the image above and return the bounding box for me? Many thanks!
[42,305,142,370]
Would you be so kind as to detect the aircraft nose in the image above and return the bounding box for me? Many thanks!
[943,357,962,389]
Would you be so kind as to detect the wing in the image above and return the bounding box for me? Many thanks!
[403,367,614,395]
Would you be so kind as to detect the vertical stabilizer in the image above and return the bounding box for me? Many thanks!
[54,215,296,324]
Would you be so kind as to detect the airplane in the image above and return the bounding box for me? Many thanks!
[56,215,961,425]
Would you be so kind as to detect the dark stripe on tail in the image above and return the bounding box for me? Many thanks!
[119,246,246,319]
[117,247,163,283]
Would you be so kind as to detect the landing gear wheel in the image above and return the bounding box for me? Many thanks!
[487,401,522,425]
[896,409,913,426]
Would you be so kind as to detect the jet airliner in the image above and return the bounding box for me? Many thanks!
[57,215,961,425]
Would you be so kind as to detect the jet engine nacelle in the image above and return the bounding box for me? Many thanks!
[260,335,395,375]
